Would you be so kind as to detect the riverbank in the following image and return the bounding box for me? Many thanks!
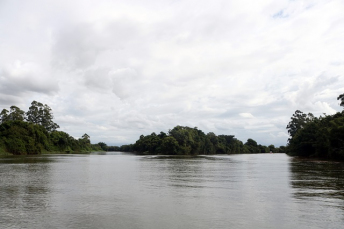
[0,119,104,156]
[42,150,101,155]
[0,145,103,156]
[0,148,11,156]
[288,154,344,162]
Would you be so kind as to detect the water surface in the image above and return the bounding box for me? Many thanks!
[1,153,343,228]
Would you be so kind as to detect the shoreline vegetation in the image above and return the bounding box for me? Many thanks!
[285,93,344,161]
[0,101,104,155]
[102,93,344,161]
[0,101,282,156]
[1,93,343,160]
[110,125,284,155]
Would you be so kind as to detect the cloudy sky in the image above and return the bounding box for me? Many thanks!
[1,0,343,147]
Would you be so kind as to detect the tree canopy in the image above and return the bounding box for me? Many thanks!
[127,125,281,155]
[286,93,344,160]
[338,93,344,108]
[0,101,102,155]
[0,106,26,123]
[26,101,60,132]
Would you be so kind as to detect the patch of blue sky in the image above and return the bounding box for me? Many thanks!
[273,10,289,19]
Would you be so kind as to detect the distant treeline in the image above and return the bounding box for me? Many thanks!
[106,125,285,155]
[286,93,344,160]
[0,101,103,155]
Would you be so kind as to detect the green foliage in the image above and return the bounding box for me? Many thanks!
[0,109,9,124]
[258,144,269,153]
[108,146,120,151]
[244,138,259,153]
[1,106,25,124]
[0,121,49,155]
[130,125,272,155]
[82,133,90,141]
[91,144,103,151]
[217,135,237,154]
[0,102,101,155]
[119,144,134,152]
[160,136,179,155]
[98,142,108,151]
[168,126,207,155]
[26,101,60,132]
[268,144,275,152]
[279,146,286,153]
[286,110,314,140]
[50,130,81,152]
[328,116,344,159]
[338,93,344,108]
[9,106,26,121]
[286,93,344,160]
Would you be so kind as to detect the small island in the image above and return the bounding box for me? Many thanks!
[115,126,284,155]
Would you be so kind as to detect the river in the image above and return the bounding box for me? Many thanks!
[0,153,343,228]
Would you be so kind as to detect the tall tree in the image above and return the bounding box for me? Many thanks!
[26,101,42,124]
[26,101,60,132]
[337,93,344,108]
[286,110,314,141]
[285,94,344,160]
[0,109,9,124]
[8,106,25,121]
[82,133,90,143]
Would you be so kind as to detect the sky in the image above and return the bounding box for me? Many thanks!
[1,0,343,147]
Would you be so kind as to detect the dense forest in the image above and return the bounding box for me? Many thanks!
[0,101,103,155]
[286,93,344,160]
[5,93,343,158]
[110,125,284,155]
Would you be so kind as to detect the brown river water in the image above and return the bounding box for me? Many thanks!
[1,153,343,228]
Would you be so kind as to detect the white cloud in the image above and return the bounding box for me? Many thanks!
[110,68,140,100]
[0,61,58,95]
[240,113,255,119]
[0,0,343,147]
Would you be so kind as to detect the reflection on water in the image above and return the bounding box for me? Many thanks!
[0,156,53,228]
[290,158,344,212]
[136,154,294,229]
[0,153,344,229]
[0,155,56,164]
[289,158,344,227]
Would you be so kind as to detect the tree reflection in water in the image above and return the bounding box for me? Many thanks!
[0,156,54,226]
[290,158,344,210]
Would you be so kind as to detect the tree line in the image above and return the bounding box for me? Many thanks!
[10,94,343,157]
[286,93,344,160]
[0,101,103,155]
[107,125,284,155]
